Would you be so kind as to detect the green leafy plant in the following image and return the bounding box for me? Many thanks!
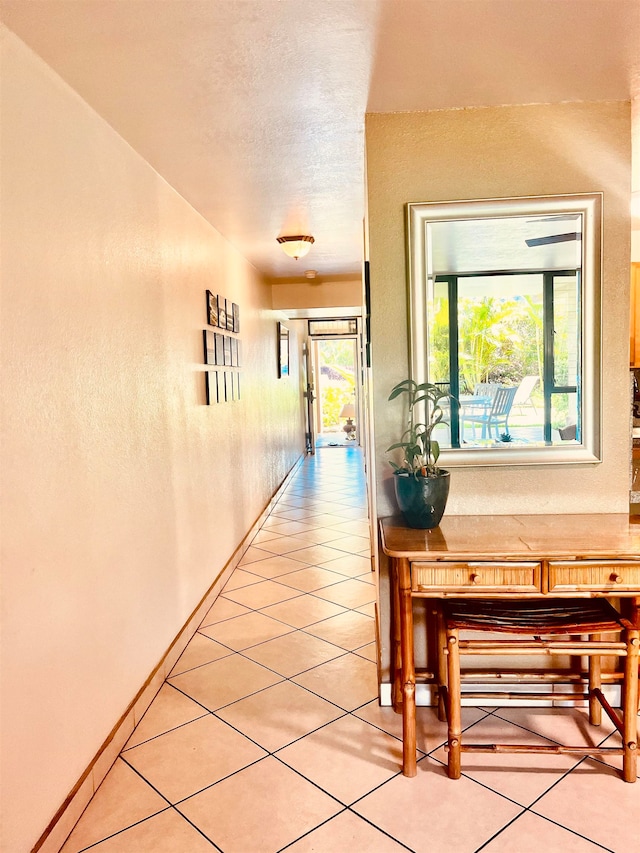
[386,379,450,477]
[498,432,513,443]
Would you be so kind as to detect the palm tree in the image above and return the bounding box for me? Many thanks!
[458,297,515,390]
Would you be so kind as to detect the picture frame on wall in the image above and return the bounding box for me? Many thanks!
[214,333,225,366]
[223,335,232,366]
[278,322,289,378]
[203,330,216,365]
[205,370,218,405]
[230,337,238,367]
[206,291,218,327]
[226,299,234,331]
[218,298,227,330]
[232,302,240,333]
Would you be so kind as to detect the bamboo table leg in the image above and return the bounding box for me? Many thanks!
[397,556,417,776]
[392,558,403,712]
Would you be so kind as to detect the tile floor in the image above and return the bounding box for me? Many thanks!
[60,447,638,852]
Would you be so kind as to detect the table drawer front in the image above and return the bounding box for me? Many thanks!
[411,561,541,593]
[548,560,640,592]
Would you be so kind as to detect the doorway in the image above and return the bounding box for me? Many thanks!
[309,335,361,449]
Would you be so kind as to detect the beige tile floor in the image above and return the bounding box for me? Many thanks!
[60,447,638,852]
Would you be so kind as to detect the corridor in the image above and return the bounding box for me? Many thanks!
[59,448,636,853]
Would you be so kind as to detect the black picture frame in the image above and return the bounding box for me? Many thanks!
[203,330,215,365]
[207,290,218,327]
[218,298,226,330]
[214,333,225,366]
[205,370,218,405]
[226,299,234,331]
[278,322,289,378]
[232,302,240,333]
[223,335,232,366]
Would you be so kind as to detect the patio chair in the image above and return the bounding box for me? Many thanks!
[470,382,500,402]
[460,385,517,440]
[512,374,539,415]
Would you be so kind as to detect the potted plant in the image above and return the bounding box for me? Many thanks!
[387,379,451,529]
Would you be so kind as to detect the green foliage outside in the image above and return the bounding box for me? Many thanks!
[429,294,543,398]
[321,377,354,429]
[428,291,579,429]
[318,287,577,436]
[436,296,543,391]
[318,340,356,431]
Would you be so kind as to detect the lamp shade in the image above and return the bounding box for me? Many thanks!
[277,235,314,260]
[340,403,356,420]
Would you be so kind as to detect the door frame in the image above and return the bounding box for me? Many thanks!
[307,329,363,449]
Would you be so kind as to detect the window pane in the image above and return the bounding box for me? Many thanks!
[427,278,450,385]
[551,391,578,440]
[456,274,543,396]
[552,274,579,387]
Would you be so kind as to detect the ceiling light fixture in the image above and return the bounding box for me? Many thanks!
[277,235,314,260]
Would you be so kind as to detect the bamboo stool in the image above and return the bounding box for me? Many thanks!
[441,598,639,782]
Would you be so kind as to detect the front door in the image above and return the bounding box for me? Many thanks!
[302,339,316,454]
[310,335,360,449]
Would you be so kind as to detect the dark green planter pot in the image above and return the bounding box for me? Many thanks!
[393,470,450,529]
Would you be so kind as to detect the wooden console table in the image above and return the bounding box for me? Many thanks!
[380,513,640,776]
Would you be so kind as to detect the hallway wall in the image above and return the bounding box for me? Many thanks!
[365,100,632,690]
[0,28,305,853]
[366,101,631,518]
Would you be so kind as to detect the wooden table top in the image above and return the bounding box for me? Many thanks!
[379,514,640,561]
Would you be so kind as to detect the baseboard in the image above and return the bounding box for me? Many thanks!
[32,454,305,853]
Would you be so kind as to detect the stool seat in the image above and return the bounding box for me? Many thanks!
[444,598,630,634]
[440,597,639,783]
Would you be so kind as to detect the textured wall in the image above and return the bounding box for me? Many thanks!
[271,278,362,311]
[367,101,631,518]
[365,101,632,686]
[0,28,304,852]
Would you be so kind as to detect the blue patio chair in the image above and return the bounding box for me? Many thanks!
[461,385,518,440]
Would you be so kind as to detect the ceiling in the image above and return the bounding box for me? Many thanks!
[2,0,639,280]
[430,214,584,275]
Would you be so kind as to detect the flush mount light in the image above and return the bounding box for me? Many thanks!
[277,235,314,260]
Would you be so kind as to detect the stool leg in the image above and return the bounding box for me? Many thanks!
[588,634,602,726]
[629,598,640,713]
[435,605,448,722]
[622,629,639,783]
[446,627,462,779]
